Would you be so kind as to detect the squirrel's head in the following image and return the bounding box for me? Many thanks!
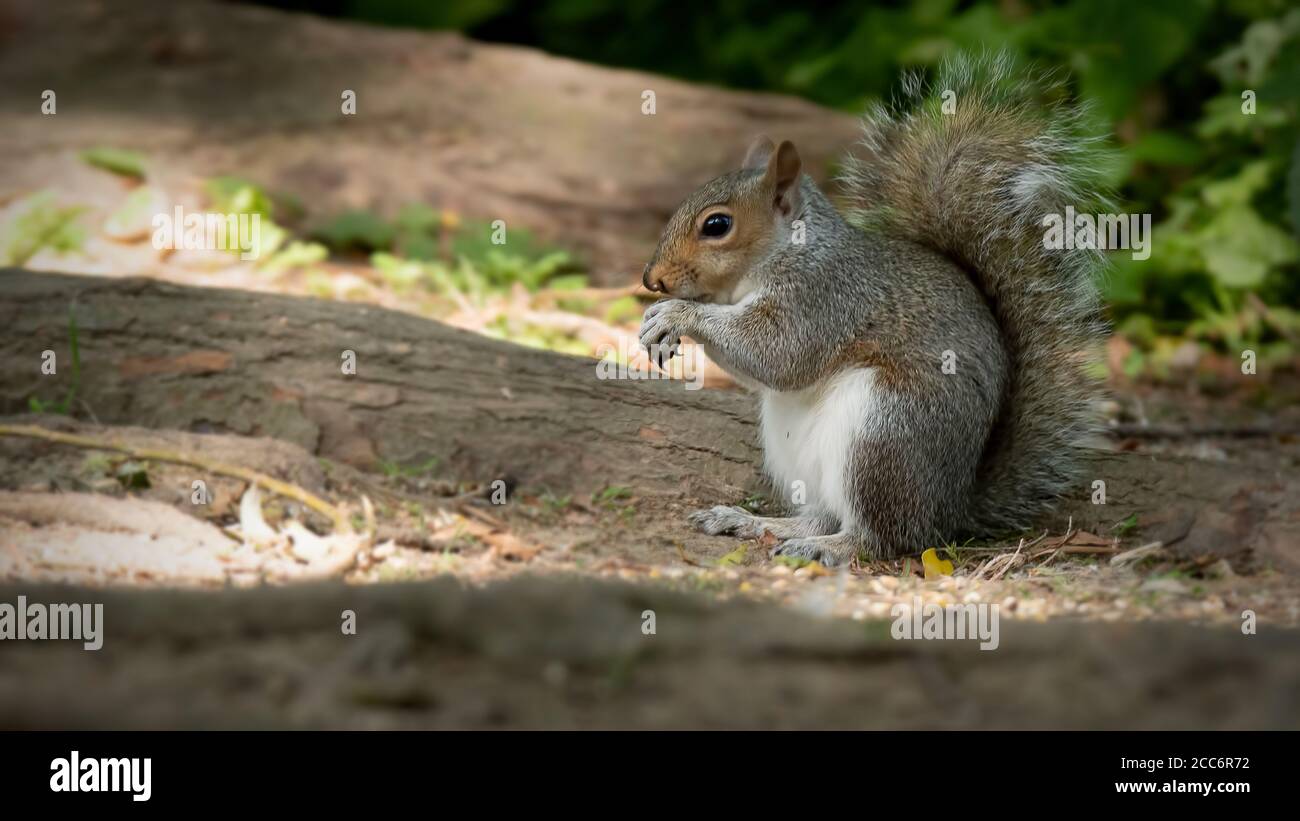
[643,135,803,302]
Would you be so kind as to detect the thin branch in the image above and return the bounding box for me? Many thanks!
[0,423,352,534]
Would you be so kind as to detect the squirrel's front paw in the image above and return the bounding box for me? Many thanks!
[639,299,693,367]
[687,505,755,536]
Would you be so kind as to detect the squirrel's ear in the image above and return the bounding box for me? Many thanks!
[765,140,803,217]
[743,135,776,169]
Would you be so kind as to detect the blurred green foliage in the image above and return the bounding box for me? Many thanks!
[0,192,87,266]
[204,176,290,258]
[309,201,580,298]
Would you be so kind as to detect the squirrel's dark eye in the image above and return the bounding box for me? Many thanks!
[701,213,733,238]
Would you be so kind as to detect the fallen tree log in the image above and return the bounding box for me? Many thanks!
[1,270,762,506]
[1,270,1296,573]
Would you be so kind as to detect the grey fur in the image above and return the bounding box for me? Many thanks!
[641,53,1108,564]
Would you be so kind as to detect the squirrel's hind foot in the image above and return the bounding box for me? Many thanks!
[772,532,860,568]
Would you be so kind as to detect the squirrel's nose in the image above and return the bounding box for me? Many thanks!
[642,264,665,293]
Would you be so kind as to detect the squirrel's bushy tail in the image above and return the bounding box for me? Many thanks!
[838,51,1109,534]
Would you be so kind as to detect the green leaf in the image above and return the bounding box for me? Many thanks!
[547,274,588,291]
[370,252,427,289]
[204,177,275,219]
[603,295,642,325]
[398,233,439,261]
[314,210,395,252]
[1289,136,1300,240]
[80,147,147,179]
[1197,208,1299,288]
[1126,130,1204,166]
[1112,514,1139,536]
[260,241,328,275]
[394,203,442,234]
[0,191,87,266]
[1104,254,1150,305]
[103,186,165,241]
[593,485,632,504]
[1200,160,1272,208]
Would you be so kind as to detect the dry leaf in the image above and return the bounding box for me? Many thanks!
[717,544,748,567]
[238,485,280,547]
[921,547,954,579]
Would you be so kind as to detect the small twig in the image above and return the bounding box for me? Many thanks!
[373,523,454,551]
[971,529,1049,581]
[1110,540,1166,567]
[0,423,352,533]
[459,503,507,530]
[1246,293,1300,344]
[1040,516,1075,567]
[988,536,1027,581]
[1029,544,1121,560]
[74,399,101,426]
[674,541,703,567]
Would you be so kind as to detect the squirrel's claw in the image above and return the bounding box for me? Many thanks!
[638,298,688,366]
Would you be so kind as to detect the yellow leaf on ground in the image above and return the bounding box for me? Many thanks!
[717,544,748,567]
[921,548,954,580]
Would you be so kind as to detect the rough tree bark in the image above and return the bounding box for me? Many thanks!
[0,270,760,505]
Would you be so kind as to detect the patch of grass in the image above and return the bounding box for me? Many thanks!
[27,306,81,416]
[114,460,151,489]
[592,485,632,507]
[1,192,87,266]
[540,492,573,515]
[314,209,396,253]
[1112,514,1139,537]
[739,492,777,514]
[378,457,440,480]
[482,316,591,356]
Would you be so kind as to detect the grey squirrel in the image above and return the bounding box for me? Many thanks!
[638,53,1109,566]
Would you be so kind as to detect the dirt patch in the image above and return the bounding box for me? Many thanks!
[1,578,1296,730]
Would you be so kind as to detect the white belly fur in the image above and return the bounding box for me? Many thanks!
[760,368,879,523]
